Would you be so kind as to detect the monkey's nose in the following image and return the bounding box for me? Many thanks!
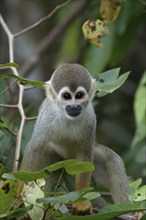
[65,104,82,117]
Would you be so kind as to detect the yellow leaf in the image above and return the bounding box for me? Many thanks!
[82,19,109,48]
[100,0,122,23]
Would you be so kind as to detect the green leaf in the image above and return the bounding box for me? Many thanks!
[47,203,65,218]
[2,173,15,180]
[0,62,19,68]
[132,72,146,146]
[133,185,146,201]
[97,201,146,220]
[0,180,18,214]
[0,73,45,88]
[37,187,93,204]
[37,191,81,204]
[12,170,47,181]
[82,192,100,200]
[65,162,95,175]
[2,205,33,219]
[0,164,10,179]
[45,159,77,172]
[12,160,77,181]
[134,72,146,125]
[84,24,116,74]
[0,121,9,129]
[129,178,142,194]
[96,68,130,97]
[13,160,94,182]
[140,214,146,220]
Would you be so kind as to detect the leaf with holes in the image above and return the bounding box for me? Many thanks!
[96,68,130,97]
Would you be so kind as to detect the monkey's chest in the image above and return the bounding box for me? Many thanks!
[49,121,85,158]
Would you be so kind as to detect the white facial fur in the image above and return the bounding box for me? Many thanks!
[58,86,89,104]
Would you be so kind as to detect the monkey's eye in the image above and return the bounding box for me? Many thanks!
[62,92,72,100]
[75,92,84,99]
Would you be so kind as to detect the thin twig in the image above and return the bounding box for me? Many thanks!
[0,14,26,171]
[19,0,88,76]
[0,104,18,108]
[26,116,37,121]
[14,85,26,171]
[53,169,64,194]
[0,79,18,95]
[14,0,70,38]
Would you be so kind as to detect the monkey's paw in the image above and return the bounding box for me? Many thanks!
[72,201,92,215]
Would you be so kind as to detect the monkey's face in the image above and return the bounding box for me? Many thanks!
[58,86,89,118]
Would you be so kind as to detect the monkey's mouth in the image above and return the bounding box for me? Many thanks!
[65,105,82,117]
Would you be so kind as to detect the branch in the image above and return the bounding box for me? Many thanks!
[14,0,70,38]
[0,104,18,108]
[26,116,37,121]
[0,14,26,171]
[19,0,88,76]
[14,85,26,171]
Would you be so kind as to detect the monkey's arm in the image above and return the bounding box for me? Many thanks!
[93,144,129,204]
[72,144,95,214]
[21,98,58,171]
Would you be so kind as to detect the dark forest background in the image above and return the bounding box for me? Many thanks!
[0,0,146,182]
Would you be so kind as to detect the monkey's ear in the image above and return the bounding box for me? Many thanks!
[45,80,56,100]
[90,79,97,100]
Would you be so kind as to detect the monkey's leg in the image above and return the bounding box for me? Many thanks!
[72,171,92,215]
[72,142,94,215]
[92,144,129,204]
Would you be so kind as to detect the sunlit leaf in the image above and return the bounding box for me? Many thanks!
[100,0,122,23]
[22,179,45,220]
[133,185,146,201]
[129,178,142,194]
[82,19,109,48]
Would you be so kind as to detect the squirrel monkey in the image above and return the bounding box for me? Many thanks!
[21,63,129,215]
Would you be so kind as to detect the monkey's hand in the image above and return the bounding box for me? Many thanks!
[72,200,92,215]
